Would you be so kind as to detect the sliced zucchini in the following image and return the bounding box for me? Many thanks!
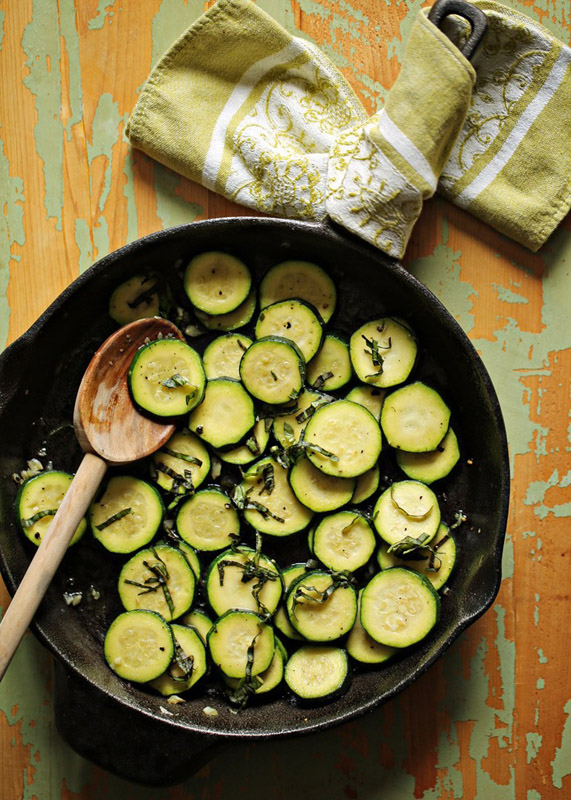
[239,336,305,404]
[396,427,460,483]
[194,286,256,331]
[208,610,274,679]
[89,475,163,554]
[289,457,355,513]
[312,511,376,573]
[239,457,314,536]
[350,317,417,388]
[361,567,440,647]
[377,522,456,591]
[188,378,255,449]
[380,382,451,452]
[217,418,271,466]
[109,274,160,326]
[118,544,196,621]
[351,464,380,505]
[345,385,386,421]
[105,610,174,683]
[259,260,336,323]
[176,487,239,551]
[304,400,382,478]
[203,333,253,380]
[285,646,349,700]
[205,546,283,617]
[273,563,309,641]
[184,252,251,315]
[255,299,323,362]
[272,390,330,448]
[17,471,86,547]
[286,570,357,641]
[347,591,396,665]
[171,539,201,580]
[307,334,351,391]
[128,338,205,416]
[148,624,208,695]
[372,480,441,547]
[225,638,286,696]
[151,430,210,493]
[179,608,213,644]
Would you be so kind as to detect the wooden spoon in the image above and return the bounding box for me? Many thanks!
[0,316,184,680]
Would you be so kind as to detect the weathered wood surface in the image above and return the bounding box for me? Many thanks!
[0,1,570,798]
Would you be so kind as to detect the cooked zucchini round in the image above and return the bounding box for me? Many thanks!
[372,480,441,547]
[151,429,210,494]
[17,471,86,547]
[259,260,336,323]
[307,333,352,391]
[240,336,305,404]
[273,563,309,641]
[285,645,349,700]
[304,400,382,478]
[148,624,208,695]
[289,457,356,513]
[312,511,376,572]
[255,299,323,362]
[240,457,314,536]
[225,638,286,696]
[380,382,451,452]
[345,384,386,421]
[272,389,330,448]
[176,487,239,551]
[105,610,174,683]
[129,339,205,416]
[108,274,160,326]
[286,570,357,641]
[350,317,417,388]
[184,252,251,315]
[179,608,213,644]
[396,427,460,483]
[351,464,380,505]
[217,418,271,465]
[347,591,396,664]
[208,610,274,679]
[205,546,283,617]
[195,286,256,331]
[360,567,440,647]
[188,378,255,449]
[89,475,164,554]
[203,333,253,380]
[377,522,456,590]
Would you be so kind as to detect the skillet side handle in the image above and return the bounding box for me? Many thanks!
[428,0,488,61]
[54,663,227,786]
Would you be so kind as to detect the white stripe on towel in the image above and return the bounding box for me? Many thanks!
[376,109,438,192]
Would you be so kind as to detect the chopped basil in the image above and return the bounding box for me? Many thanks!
[162,373,191,389]
[21,508,58,528]
[95,507,132,531]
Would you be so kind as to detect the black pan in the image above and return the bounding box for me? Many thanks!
[0,217,509,785]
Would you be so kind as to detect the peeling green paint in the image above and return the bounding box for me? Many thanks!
[493,283,529,304]
[74,219,93,274]
[552,699,571,789]
[87,93,122,215]
[151,0,204,67]
[526,732,543,763]
[153,164,203,229]
[0,137,25,349]
[538,649,548,664]
[524,469,571,519]
[22,0,64,229]
[60,0,83,139]
[537,678,545,690]
[527,791,542,800]
[122,149,139,245]
[0,8,5,51]
[534,593,540,626]
[88,0,118,31]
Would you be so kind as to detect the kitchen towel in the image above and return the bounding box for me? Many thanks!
[126,0,571,256]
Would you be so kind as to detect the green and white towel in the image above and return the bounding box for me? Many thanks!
[126,0,571,257]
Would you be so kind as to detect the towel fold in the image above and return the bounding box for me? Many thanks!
[126,0,571,256]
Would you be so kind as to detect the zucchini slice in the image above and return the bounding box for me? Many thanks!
[208,610,275,679]
[272,389,330,448]
[203,333,253,380]
[304,400,382,478]
[372,480,441,547]
[188,378,255,449]
[345,384,386,421]
[239,457,314,536]
[351,464,380,504]
[17,471,86,547]
[184,252,251,315]
[380,382,451,452]
[205,546,283,617]
[377,522,456,591]
[195,286,256,331]
[255,299,323,362]
[239,336,305,405]
[104,610,174,683]
[285,646,349,700]
[89,475,164,554]
[347,591,396,665]
[225,637,286,696]
[312,511,376,573]
[307,333,352,391]
[176,487,239,552]
[179,608,213,644]
[259,260,336,323]
[173,539,201,580]
[286,570,357,641]
[217,418,271,466]
[148,624,208,695]
[129,339,205,416]
[350,317,417,388]
[273,563,309,641]
[289,457,356,513]
[396,427,460,483]
[360,568,440,648]
[118,544,196,621]
[109,274,160,326]
[151,430,210,494]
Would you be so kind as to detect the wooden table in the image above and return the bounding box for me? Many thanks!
[1,1,570,798]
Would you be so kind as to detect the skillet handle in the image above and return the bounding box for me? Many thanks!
[428,0,488,61]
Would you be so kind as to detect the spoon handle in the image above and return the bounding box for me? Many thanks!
[0,452,107,681]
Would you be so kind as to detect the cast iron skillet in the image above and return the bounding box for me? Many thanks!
[0,217,509,785]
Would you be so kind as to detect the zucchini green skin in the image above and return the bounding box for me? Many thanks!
[184,251,252,315]
[395,427,460,483]
[104,610,174,683]
[188,378,256,449]
[195,286,257,331]
[17,471,87,547]
[239,336,306,405]
[255,298,324,363]
[259,260,337,323]
[217,418,271,465]
[289,457,356,513]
